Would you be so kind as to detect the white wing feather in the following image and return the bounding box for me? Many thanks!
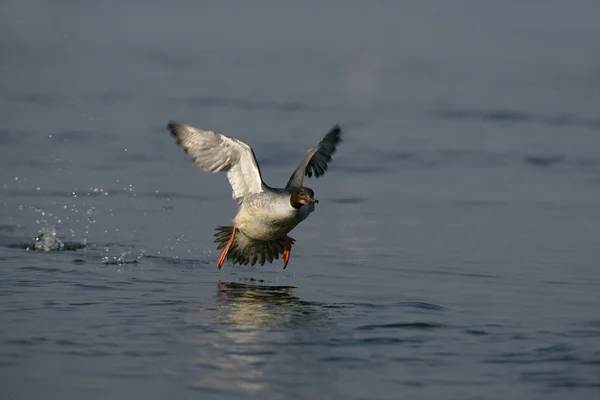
[168,121,264,200]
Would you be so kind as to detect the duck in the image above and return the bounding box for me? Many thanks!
[167,121,342,269]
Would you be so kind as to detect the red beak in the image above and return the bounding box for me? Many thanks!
[306,197,318,204]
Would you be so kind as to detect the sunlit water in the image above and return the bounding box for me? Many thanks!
[1,2,600,399]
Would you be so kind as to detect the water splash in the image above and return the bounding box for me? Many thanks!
[26,226,65,252]
[12,195,96,253]
[82,204,96,256]
[102,252,135,265]
[162,234,185,259]
[101,246,145,266]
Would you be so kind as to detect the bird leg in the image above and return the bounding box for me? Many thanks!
[217,226,237,269]
[282,235,291,269]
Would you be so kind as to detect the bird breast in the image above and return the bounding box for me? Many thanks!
[233,197,312,241]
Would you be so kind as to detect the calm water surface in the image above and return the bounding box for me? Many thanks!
[1,1,600,399]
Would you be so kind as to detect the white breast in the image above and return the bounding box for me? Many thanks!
[234,199,314,241]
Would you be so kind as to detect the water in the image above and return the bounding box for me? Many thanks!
[2,1,600,399]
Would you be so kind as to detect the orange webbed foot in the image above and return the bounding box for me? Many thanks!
[217,226,237,269]
[282,235,291,269]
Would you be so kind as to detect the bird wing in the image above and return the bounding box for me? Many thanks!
[168,121,264,200]
[286,124,342,188]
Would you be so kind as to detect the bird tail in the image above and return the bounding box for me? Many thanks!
[213,226,295,267]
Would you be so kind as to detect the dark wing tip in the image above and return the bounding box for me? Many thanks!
[329,124,342,137]
[167,121,183,138]
[304,124,343,179]
[321,124,343,154]
[328,124,342,141]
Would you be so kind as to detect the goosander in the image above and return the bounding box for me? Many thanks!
[168,121,342,269]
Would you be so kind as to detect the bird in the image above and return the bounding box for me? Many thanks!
[167,121,342,269]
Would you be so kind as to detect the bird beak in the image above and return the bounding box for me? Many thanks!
[307,197,318,204]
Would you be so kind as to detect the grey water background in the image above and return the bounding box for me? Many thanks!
[1,1,600,399]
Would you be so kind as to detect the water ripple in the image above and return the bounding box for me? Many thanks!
[7,92,129,106]
[0,130,32,145]
[524,155,565,167]
[170,95,353,114]
[329,337,425,346]
[360,337,421,344]
[10,92,63,105]
[8,241,86,252]
[356,322,445,331]
[394,302,448,311]
[72,283,114,291]
[329,197,363,204]
[435,108,600,130]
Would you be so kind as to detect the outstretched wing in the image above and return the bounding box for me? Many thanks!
[286,124,342,188]
[168,121,264,200]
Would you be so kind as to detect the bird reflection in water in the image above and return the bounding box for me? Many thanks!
[217,280,296,302]
[183,280,315,395]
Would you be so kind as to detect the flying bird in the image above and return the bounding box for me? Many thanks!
[168,121,342,269]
